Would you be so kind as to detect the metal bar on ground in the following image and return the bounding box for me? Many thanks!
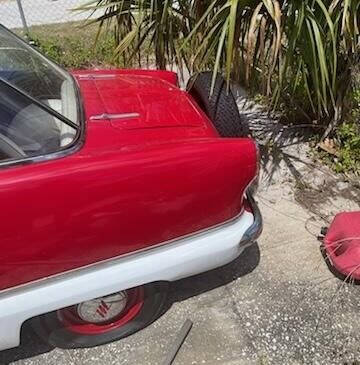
[162,319,193,365]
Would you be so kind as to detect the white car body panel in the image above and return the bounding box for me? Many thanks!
[0,209,256,351]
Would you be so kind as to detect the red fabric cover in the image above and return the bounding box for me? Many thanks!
[324,212,360,279]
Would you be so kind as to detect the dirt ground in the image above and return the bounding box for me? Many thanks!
[1,98,360,365]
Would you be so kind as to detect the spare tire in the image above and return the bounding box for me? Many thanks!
[187,71,249,137]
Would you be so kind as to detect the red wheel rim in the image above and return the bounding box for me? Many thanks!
[57,287,144,335]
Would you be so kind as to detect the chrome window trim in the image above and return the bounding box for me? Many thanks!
[0,24,75,102]
[0,24,85,169]
[0,76,79,130]
[0,74,86,169]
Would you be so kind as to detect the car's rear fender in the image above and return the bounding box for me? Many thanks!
[0,137,260,351]
[0,192,261,352]
[0,137,258,292]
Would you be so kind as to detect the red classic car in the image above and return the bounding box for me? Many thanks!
[0,24,262,351]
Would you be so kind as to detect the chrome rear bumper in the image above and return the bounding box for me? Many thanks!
[239,193,263,248]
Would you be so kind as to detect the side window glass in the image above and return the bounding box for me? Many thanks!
[0,82,76,162]
[0,25,79,125]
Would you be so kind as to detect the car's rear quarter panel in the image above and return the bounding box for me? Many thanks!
[0,138,257,291]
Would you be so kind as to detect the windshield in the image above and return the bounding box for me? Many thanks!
[0,25,81,163]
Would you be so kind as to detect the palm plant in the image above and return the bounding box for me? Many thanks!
[77,1,189,70]
[77,0,359,135]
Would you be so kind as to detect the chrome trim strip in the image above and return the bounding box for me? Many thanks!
[0,205,250,297]
[0,207,256,351]
[0,135,85,169]
[90,112,140,121]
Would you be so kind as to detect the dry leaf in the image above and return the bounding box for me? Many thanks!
[318,138,340,156]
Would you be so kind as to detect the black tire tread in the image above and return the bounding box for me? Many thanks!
[30,282,169,349]
[188,71,248,137]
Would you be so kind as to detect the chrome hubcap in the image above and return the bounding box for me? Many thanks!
[76,292,128,323]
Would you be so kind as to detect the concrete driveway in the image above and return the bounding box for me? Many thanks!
[1,141,359,365]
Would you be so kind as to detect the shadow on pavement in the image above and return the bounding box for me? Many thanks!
[0,243,260,364]
[169,242,260,303]
[0,322,54,365]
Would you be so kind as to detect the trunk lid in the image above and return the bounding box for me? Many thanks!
[74,72,206,130]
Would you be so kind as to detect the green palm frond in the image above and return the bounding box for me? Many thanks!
[77,0,360,132]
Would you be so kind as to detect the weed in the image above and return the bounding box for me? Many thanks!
[315,86,360,176]
[18,22,121,69]
[334,122,360,175]
[32,35,117,69]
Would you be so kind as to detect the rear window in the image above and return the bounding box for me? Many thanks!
[0,25,78,124]
[0,81,77,161]
[0,25,81,164]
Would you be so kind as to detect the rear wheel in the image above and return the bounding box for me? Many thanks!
[31,283,168,349]
[187,71,249,137]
